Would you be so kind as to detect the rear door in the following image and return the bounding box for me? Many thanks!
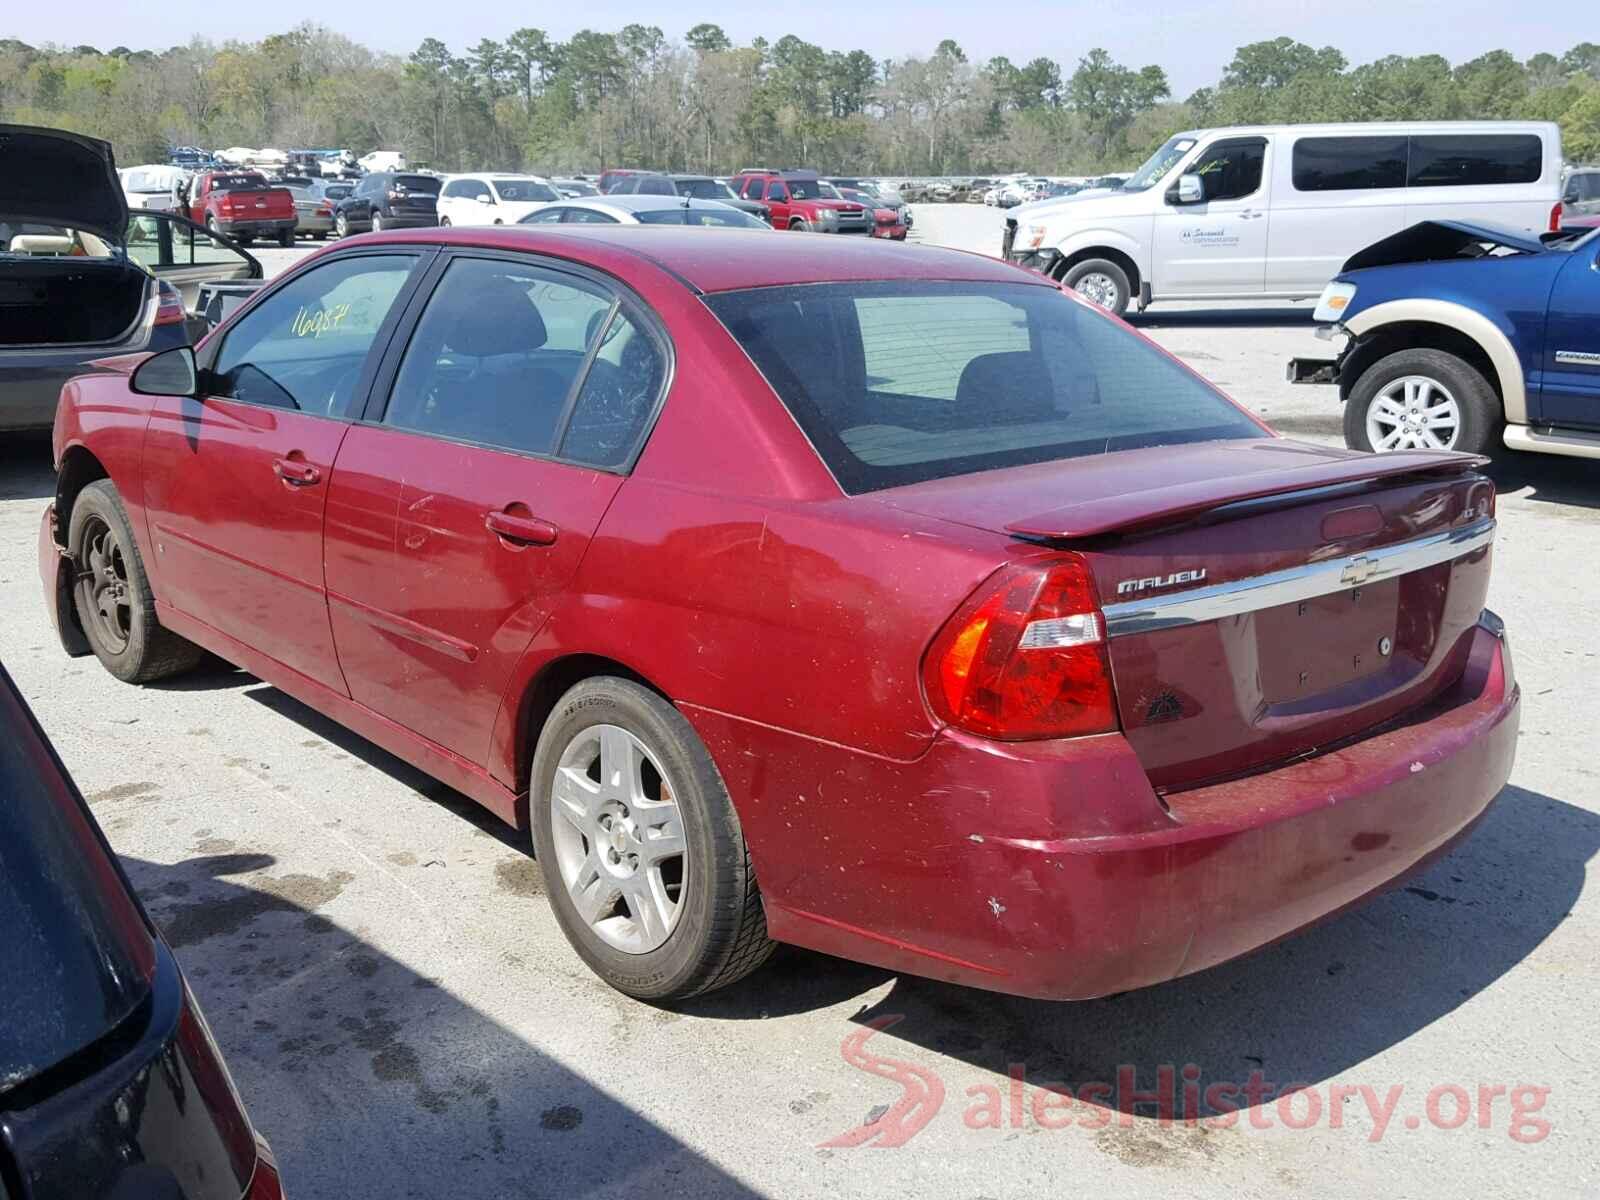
[1152,137,1271,296]
[141,249,430,693]
[322,252,669,766]
[122,211,258,308]
[1535,242,1600,430]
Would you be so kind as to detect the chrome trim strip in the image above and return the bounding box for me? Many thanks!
[1102,519,1495,638]
[1554,350,1600,366]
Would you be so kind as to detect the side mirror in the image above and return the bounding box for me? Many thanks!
[130,345,198,397]
[1173,174,1205,205]
[476,194,493,205]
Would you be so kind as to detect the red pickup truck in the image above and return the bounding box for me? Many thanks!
[185,171,296,246]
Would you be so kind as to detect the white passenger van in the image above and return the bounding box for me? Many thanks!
[1003,122,1563,314]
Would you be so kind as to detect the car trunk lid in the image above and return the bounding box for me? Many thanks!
[874,439,1497,790]
[0,123,126,244]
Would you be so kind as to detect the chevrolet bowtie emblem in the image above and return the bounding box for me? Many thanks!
[1341,557,1379,586]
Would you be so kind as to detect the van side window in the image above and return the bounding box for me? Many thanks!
[1408,135,1542,187]
[1186,139,1266,202]
[1292,136,1408,191]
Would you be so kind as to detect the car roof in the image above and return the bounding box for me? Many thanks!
[356,225,1048,294]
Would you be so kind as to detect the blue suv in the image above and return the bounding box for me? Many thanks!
[1290,219,1600,461]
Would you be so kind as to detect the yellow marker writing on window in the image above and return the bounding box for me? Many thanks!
[291,303,352,339]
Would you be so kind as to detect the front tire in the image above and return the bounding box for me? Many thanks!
[530,677,774,1001]
[1344,348,1500,455]
[1061,258,1131,315]
[439,216,451,227]
[69,481,203,684]
[791,219,812,232]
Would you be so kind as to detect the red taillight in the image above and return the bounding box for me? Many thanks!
[154,281,185,326]
[1551,201,1563,233]
[317,201,333,215]
[923,555,1118,740]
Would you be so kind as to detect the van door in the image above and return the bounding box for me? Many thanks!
[1151,137,1270,297]
[1264,133,1409,296]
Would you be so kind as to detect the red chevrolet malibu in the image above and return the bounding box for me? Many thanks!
[40,226,1518,1002]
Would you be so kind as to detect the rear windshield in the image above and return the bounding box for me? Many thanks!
[704,281,1261,493]
[393,174,441,193]
[493,178,559,202]
[676,178,733,200]
[212,174,268,190]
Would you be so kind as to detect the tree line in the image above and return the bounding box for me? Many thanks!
[2,27,1598,176]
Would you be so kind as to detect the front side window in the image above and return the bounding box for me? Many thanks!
[1292,136,1408,192]
[704,281,1261,493]
[765,181,787,202]
[209,254,419,416]
[383,258,615,457]
[1408,134,1542,187]
[564,208,619,224]
[1183,139,1266,203]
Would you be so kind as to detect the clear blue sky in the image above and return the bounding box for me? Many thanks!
[8,1,1577,97]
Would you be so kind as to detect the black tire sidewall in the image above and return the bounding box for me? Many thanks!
[68,483,156,682]
[1062,258,1131,315]
[529,678,746,1000]
[1344,348,1500,456]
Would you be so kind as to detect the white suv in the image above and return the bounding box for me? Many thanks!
[1004,121,1563,314]
[437,174,562,227]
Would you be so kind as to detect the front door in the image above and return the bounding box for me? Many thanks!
[765,179,792,227]
[1535,244,1600,430]
[1152,137,1271,297]
[323,253,669,767]
[141,249,429,693]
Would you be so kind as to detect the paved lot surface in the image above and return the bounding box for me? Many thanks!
[2,216,1595,1198]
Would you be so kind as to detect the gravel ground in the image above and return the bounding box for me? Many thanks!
[0,216,1594,1199]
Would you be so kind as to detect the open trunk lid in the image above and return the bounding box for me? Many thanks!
[875,439,1498,791]
[0,123,126,244]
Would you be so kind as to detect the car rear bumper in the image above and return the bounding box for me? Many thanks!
[214,218,296,236]
[377,213,438,228]
[691,615,1518,1000]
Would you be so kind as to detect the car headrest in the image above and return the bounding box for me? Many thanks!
[445,277,547,356]
[954,351,1056,424]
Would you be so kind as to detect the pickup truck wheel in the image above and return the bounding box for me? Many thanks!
[1061,258,1131,315]
[1344,348,1500,456]
[530,677,775,1001]
[439,216,452,227]
[69,481,204,684]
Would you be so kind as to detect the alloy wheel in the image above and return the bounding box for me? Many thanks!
[1367,375,1461,451]
[1072,271,1120,309]
[76,515,132,654]
[549,724,687,954]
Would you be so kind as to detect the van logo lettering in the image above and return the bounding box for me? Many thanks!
[1116,568,1208,596]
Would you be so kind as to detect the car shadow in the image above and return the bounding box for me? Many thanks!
[1126,307,1316,330]
[123,851,766,1199]
[0,431,55,501]
[691,784,1594,1113]
[1486,453,1600,512]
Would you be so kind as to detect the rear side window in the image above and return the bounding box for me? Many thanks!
[705,281,1261,493]
[1292,136,1408,191]
[558,309,668,468]
[210,254,420,416]
[1408,135,1542,187]
[384,257,615,457]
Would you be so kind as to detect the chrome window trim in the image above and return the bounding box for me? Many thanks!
[1102,518,1495,638]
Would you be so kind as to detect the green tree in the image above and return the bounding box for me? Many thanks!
[1222,37,1345,90]
[685,24,731,55]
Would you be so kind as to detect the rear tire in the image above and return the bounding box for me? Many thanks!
[334,212,349,238]
[370,211,384,233]
[68,481,203,684]
[1061,258,1131,315]
[439,216,451,227]
[530,677,774,1001]
[278,227,295,247]
[1344,348,1500,456]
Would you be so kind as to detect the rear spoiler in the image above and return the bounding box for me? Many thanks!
[1006,450,1489,540]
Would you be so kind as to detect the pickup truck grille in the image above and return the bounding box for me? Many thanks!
[834,209,870,233]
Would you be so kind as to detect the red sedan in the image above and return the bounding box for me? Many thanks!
[40,227,1518,1002]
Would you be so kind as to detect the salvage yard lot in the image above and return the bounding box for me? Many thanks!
[2,216,1596,1198]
